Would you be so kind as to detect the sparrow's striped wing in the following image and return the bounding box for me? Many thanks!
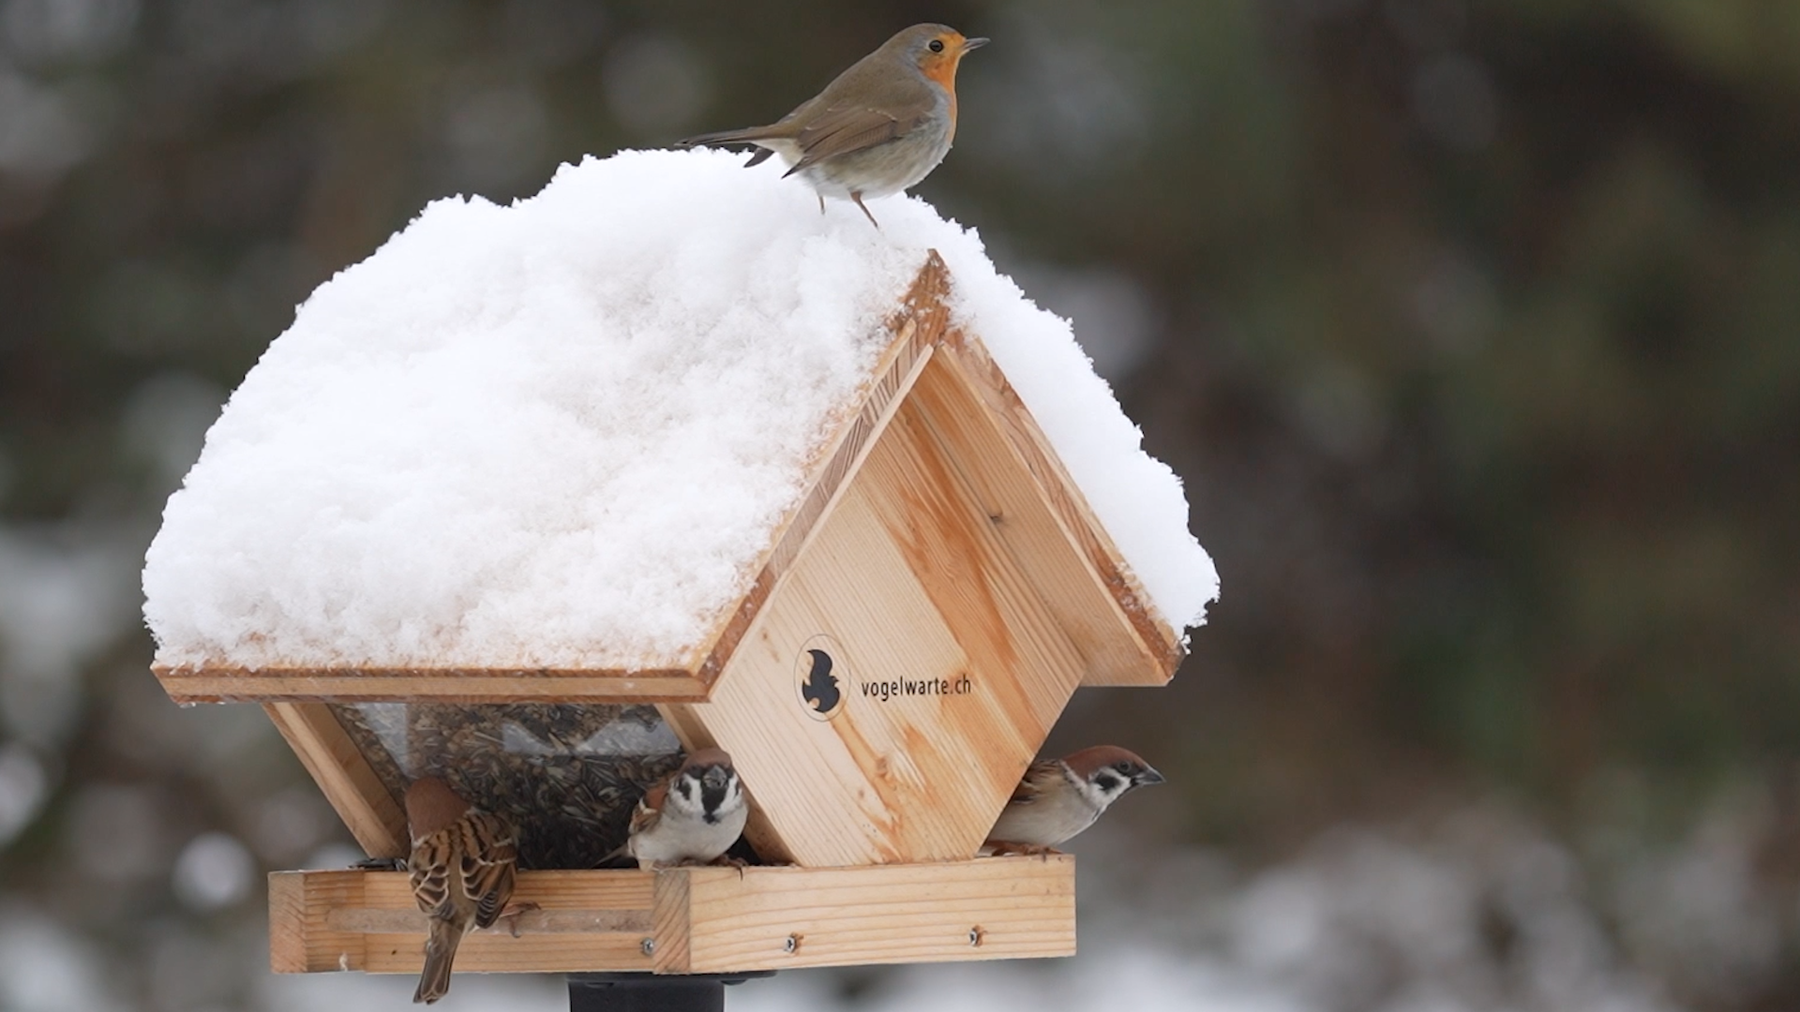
[460,810,518,930]
[1007,761,1062,807]
[628,780,669,842]
[409,831,460,922]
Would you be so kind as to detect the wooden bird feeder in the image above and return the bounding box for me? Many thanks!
[151,252,1184,983]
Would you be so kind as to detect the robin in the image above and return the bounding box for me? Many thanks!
[676,24,988,228]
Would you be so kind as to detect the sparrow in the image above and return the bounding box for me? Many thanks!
[405,777,519,1004]
[983,746,1165,855]
[621,748,748,869]
[675,24,987,228]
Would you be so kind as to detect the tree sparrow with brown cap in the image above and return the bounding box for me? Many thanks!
[405,777,518,1004]
[623,748,748,869]
[984,746,1165,855]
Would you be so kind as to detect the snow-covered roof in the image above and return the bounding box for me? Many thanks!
[142,148,1217,674]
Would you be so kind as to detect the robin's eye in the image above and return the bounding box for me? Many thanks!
[928,39,945,53]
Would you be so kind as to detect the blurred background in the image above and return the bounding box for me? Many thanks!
[2,0,1797,1009]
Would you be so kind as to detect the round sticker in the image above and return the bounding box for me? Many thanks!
[795,635,847,721]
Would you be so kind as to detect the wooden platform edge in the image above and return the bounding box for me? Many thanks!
[269,857,1075,976]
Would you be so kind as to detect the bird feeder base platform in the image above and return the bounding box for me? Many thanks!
[270,855,1075,976]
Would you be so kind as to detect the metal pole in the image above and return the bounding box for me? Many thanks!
[567,972,773,1012]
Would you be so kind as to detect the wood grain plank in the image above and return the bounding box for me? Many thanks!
[936,333,1186,683]
[162,669,709,704]
[280,870,659,975]
[910,349,1174,688]
[263,703,407,858]
[269,859,1073,976]
[357,869,657,909]
[327,908,651,935]
[359,932,656,975]
[270,870,367,973]
[684,856,1074,971]
[651,868,694,974]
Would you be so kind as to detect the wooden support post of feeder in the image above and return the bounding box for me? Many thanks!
[152,252,1185,981]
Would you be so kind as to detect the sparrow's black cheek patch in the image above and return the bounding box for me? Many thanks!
[1093,773,1123,794]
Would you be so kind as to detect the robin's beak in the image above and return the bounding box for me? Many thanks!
[962,37,990,52]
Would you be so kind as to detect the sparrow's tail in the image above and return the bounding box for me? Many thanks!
[412,918,464,1005]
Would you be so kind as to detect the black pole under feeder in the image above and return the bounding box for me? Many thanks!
[567,972,774,1012]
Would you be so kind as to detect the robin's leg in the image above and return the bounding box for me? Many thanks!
[851,192,881,229]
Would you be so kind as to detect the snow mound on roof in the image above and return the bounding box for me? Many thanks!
[142,148,1217,671]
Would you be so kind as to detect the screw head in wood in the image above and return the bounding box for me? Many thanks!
[969,926,985,947]
[640,937,656,956]
[784,933,801,953]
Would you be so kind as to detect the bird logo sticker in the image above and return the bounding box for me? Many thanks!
[795,635,846,720]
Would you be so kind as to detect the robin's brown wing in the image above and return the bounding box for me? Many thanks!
[460,810,518,930]
[784,100,934,177]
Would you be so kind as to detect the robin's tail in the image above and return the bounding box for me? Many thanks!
[413,918,464,1004]
[675,125,771,148]
[675,127,787,166]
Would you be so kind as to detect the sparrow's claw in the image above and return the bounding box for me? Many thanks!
[982,841,1062,859]
[708,854,751,879]
[496,901,540,938]
[353,856,408,871]
[619,749,748,874]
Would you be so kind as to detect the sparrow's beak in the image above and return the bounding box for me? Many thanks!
[962,36,990,52]
[701,766,730,790]
[1133,765,1166,787]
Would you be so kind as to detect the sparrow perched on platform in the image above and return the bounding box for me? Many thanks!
[405,777,518,1004]
[983,746,1165,854]
[622,748,748,869]
[675,24,987,228]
